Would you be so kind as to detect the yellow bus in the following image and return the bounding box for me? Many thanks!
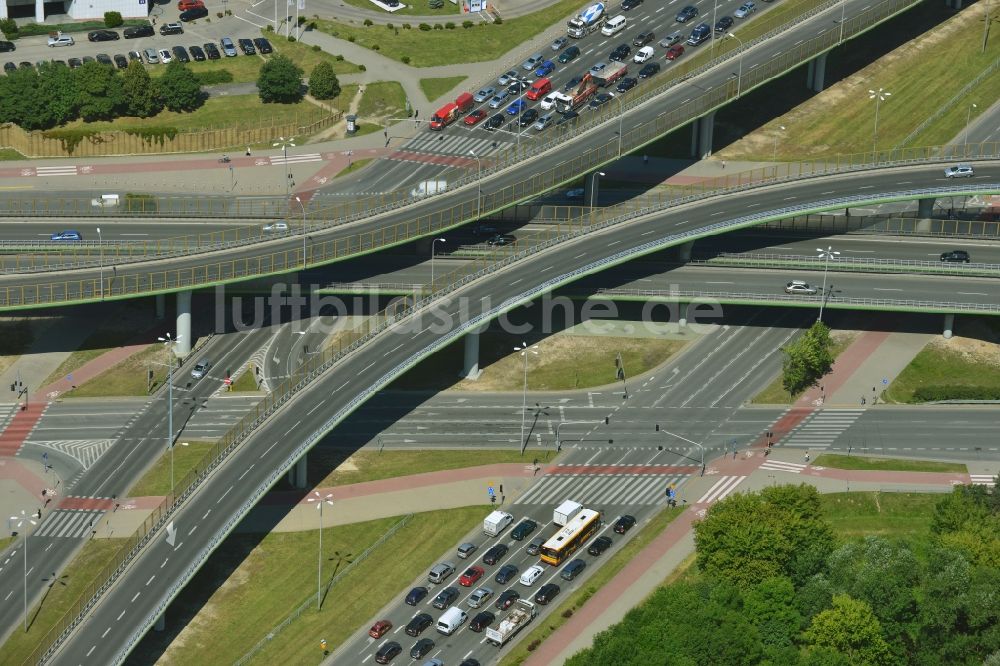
[539,508,602,566]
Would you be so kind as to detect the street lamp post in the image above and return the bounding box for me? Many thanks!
[306,491,334,610]
[816,245,840,322]
[616,95,624,157]
[726,32,744,97]
[430,237,446,291]
[839,0,847,42]
[96,226,104,299]
[555,418,609,452]
[589,171,605,214]
[272,136,296,202]
[868,88,890,157]
[10,509,37,631]
[655,425,705,476]
[157,333,181,493]
[294,195,307,268]
[514,342,539,454]
[773,124,786,162]
[964,102,978,148]
[469,149,483,221]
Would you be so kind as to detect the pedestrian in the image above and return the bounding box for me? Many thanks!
[414,109,419,119]
[721,160,726,170]
[499,484,503,494]
[246,146,251,156]
[732,449,737,459]
[861,396,866,406]
[500,494,505,505]
[643,154,648,165]
[805,452,810,462]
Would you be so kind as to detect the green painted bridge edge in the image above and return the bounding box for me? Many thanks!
[696,258,1000,278]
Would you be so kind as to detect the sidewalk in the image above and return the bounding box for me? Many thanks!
[828,330,934,406]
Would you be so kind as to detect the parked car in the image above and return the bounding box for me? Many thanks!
[190,360,211,379]
[238,38,256,55]
[189,45,206,61]
[676,5,698,22]
[113,53,128,69]
[459,566,485,587]
[0,40,16,52]
[179,6,208,20]
[67,57,82,69]
[613,514,637,533]
[550,36,568,50]
[558,45,580,63]
[203,42,221,59]
[495,563,519,584]
[405,613,433,636]
[369,619,392,639]
[88,30,119,42]
[432,586,459,609]
[473,86,496,103]
[734,1,756,18]
[253,37,273,54]
[172,45,190,63]
[534,583,561,604]
[484,113,505,130]
[159,22,184,36]
[220,37,237,57]
[144,48,159,64]
[785,280,818,295]
[178,0,204,9]
[158,48,173,64]
[588,535,613,555]
[405,586,429,605]
[944,164,975,178]
[940,250,971,263]
[639,62,661,78]
[123,24,154,38]
[47,34,74,47]
[374,641,401,664]
[469,611,495,632]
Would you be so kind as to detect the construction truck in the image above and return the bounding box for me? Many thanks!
[555,73,598,113]
[485,599,538,647]
[567,2,606,38]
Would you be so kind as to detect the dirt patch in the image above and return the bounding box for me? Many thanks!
[928,318,1000,367]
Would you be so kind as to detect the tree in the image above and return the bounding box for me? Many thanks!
[744,577,802,649]
[0,68,44,128]
[782,320,834,394]
[257,55,304,103]
[121,60,162,117]
[157,61,202,113]
[74,61,123,121]
[308,61,341,100]
[804,594,895,666]
[35,62,79,128]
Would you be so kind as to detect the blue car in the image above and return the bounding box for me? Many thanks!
[506,98,527,115]
[534,59,555,77]
[50,230,82,241]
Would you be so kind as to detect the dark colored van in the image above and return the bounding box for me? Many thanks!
[510,519,537,541]
[686,23,711,46]
[560,558,586,581]
[179,6,208,21]
[123,24,154,39]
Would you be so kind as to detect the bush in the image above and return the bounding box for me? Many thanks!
[104,11,123,27]
[402,23,411,29]
[347,35,355,42]
[217,12,224,18]
[445,21,455,28]
[371,44,380,50]
[312,45,321,51]
[257,54,305,103]
[358,64,366,71]
[266,24,275,32]
[363,18,373,26]
[297,15,305,24]
[335,54,344,60]
[308,60,341,100]
[911,386,1000,402]
[462,20,473,28]
[386,22,393,29]
[433,23,443,29]
[193,69,234,85]
[401,55,410,64]
[286,35,295,41]
[494,16,502,23]
[0,17,17,38]
[419,23,431,30]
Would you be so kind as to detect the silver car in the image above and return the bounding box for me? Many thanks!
[143,47,159,64]
[589,61,607,77]
[943,164,974,178]
[467,586,494,609]
[734,1,756,17]
[498,69,518,86]
[659,30,683,47]
[190,360,211,379]
[487,89,511,109]
[550,36,568,51]
[521,52,543,71]
[784,280,818,295]
[473,87,496,103]
[220,36,237,57]
[533,113,554,131]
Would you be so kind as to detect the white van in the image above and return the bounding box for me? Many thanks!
[437,607,468,635]
[601,14,627,36]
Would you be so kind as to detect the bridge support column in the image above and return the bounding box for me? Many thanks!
[806,52,828,92]
[34,0,43,23]
[943,313,955,339]
[690,111,716,159]
[154,613,166,632]
[678,303,688,328]
[155,294,166,320]
[287,454,307,488]
[175,290,192,356]
[916,197,936,232]
[460,331,482,380]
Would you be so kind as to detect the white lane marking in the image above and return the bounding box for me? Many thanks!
[188,525,198,535]
[102,627,111,638]
[873,288,902,292]
[237,464,255,481]
[958,292,987,296]
[87,646,96,657]
[131,592,140,603]
[306,402,324,416]
[161,558,169,569]
[146,575,156,586]
[218,486,233,503]
[202,509,211,520]
[261,441,279,458]
[117,609,127,621]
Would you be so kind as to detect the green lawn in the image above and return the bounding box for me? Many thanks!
[333,157,374,177]
[228,371,260,392]
[500,505,684,666]
[885,343,1000,403]
[328,83,359,113]
[127,441,217,497]
[307,448,552,486]
[0,148,25,160]
[751,333,856,404]
[419,75,467,101]
[40,327,145,389]
[357,80,408,118]
[132,507,484,666]
[814,454,967,473]
[820,492,941,546]
[314,0,583,66]
[0,539,126,665]
[337,0,460,16]
[62,343,169,398]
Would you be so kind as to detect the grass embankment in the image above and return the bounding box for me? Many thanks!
[0,540,125,665]
[127,441,217,497]
[814,454,967,473]
[357,80,407,117]
[135,507,484,666]
[307,448,550,486]
[61,344,169,398]
[390,334,686,392]
[500,506,685,666]
[0,148,25,160]
[338,0,460,15]
[751,332,857,404]
[228,371,260,392]
[820,491,940,547]
[333,157,374,177]
[885,342,1000,403]
[419,76,467,101]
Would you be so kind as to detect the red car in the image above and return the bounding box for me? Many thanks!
[464,109,488,126]
[459,566,485,587]
[665,44,685,60]
[177,0,204,9]
[369,619,393,638]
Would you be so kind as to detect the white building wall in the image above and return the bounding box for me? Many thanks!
[66,0,148,19]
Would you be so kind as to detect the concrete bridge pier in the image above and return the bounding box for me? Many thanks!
[671,241,695,263]
[286,455,307,488]
[460,330,482,380]
[175,290,192,356]
[154,613,166,631]
[806,52,828,92]
[943,313,955,339]
[678,303,688,328]
[690,111,716,159]
[916,197,936,233]
[155,294,166,320]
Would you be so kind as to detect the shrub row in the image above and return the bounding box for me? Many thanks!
[911,385,1000,401]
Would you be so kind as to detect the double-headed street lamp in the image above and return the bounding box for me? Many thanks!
[10,509,37,631]
[964,102,978,147]
[655,425,705,476]
[430,237,446,291]
[868,88,890,156]
[306,491,334,609]
[469,149,483,221]
[515,342,539,454]
[816,245,840,322]
[272,136,296,202]
[96,226,104,299]
[294,195,308,268]
[157,332,181,493]
[726,32,745,97]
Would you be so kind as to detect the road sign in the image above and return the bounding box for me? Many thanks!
[882,377,889,385]
[487,486,495,496]
[224,377,232,386]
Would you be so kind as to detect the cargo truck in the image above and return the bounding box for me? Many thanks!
[567,2,606,38]
[485,599,538,647]
[555,73,598,112]
[553,499,583,526]
[595,62,627,87]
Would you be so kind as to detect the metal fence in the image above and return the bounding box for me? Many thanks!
[758,213,1000,238]
[692,252,1000,277]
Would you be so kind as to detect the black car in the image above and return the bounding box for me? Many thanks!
[511,519,537,541]
[639,62,661,78]
[609,44,631,61]
[940,250,971,263]
[0,40,15,53]
[405,612,433,636]
[715,16,734,32]
[614,514,637,534]
[238,38,256,55]
[617,77,637,93]
[374,641,401,664]
[410,638,434,660]
[113,53,128,69]
[557,45,580,63]
[160,23,184,36]
[17,61,32,69]
[518,108,539,127]
[404,586,428,605]
[432,586,459,609]
[3,61,15,72]
[66,58,82,69]
[488,234,517,246]
[179,6,208,20]
[88,30,119,42]
[621,0,642,8]
[127,51,141,62]
[535,583,561,604]
[495,563,519,584]
[632,31,655,47]
[82,56,95,64]
[460,660,482,666]
[203,42,221,59]
[189,45,206,61]
[589,93,614,109]
[95,53,113,67]
[123,24,155,38]
[676,4,698,21]
[494,589,520,610]
[484,113,505,131]
[482,543,509,565]
[563,75,583,92]
[253,37,273,54]
[556,110,580,126]
[588,535,613,556]
[172,46,190,63]
[469,611,495,632]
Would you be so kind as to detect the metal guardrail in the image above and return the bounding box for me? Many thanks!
[320,282,426,293]
[759,213,1000,239]
[693,252,1000,277]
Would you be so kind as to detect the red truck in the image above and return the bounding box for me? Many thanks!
[556,73,597,113]
[430,92,475,130]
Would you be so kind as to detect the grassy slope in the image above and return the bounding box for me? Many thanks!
[419,75,467,101]
[814,453,966,473]
[886,344,1000,403]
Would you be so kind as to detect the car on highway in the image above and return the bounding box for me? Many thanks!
[556,110,580,127]
[588,92,615,109]
[487,233,517,246]
[617,77,638,93]
[589,61,607,77]
[665,44,685,60]
[457,542,478,559]
[374,641,402,664]
[203,42,221,59]
[534,583,561,604]
[88,29,119,42]
[659,30,683,47]
[511,519,537,540]
[189,45,206,61]
[472,224,499,236]
[563,74,583,91]
[614,514,637,533]
[633,46,654,63]
[495,563,519,584]
[487,89,512,109]
[494,589,520,610]
[943,164,974,178]
[369,619,392,638]
[190,360,211,379]
[519,108,539,127]
[687,23,712,45]
[560,558,587,580]
[639,62,661,78]
[410,638,435,660]
[428,561,455,583]
[519,564,544,586]
[633,31,655,47]
[621,0,642,9]
[558,45,580,63]
[113,53,128,69]
[432,586,459,609]
[123,24,154,38]
[734,1,756,18]
[459,660,481,666]
[564,188,585,199]
[534,59,555,77]
[507,78,530,95]
[485,113,505,130]
[676,5,698,22]
[550,36,569,51]
[144,48,159,64]
[469,610,495,632]
[459,565,485,586]
[506,98,527,115]
[253,37,273,54]
[498,70,518,85]
[50,230,82,241]
[715,16,734,32]
[172,46,190,63]
[588,535,613,555]
[405,613,433,636]
[473,86,496,103]
[220,37,238,57]
[533,113,555,131]
[160,22,184,36]
[158,48,173,64]
[238,38,256,55]
[609,44,631,61]
[263,222,288,232]
[521,52,543,71]
[940,250,971,263]
[784,280,818,295]
[468,586,493,608]
[464,109,488,126]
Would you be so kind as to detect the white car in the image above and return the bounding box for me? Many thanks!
[47,34,74,47]
[633,46,654,63]
[263,222,289,232]
[158,48,173,64]
[734,1,756,17]
[467,586,493,608]
[519,565,544,586]
[943,164,974,178]
[784,280,818,295]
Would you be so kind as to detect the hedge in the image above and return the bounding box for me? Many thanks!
[911,386,1000,402]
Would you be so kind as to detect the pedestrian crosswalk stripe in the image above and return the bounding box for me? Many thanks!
[781,409,865,449]
[697,475,745,504]
[27,439,114,470]
[400,132,512,158]
[759,460,808,473]
[969,474,996,487]
[515,473,688,507]
[35,509,104,539]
